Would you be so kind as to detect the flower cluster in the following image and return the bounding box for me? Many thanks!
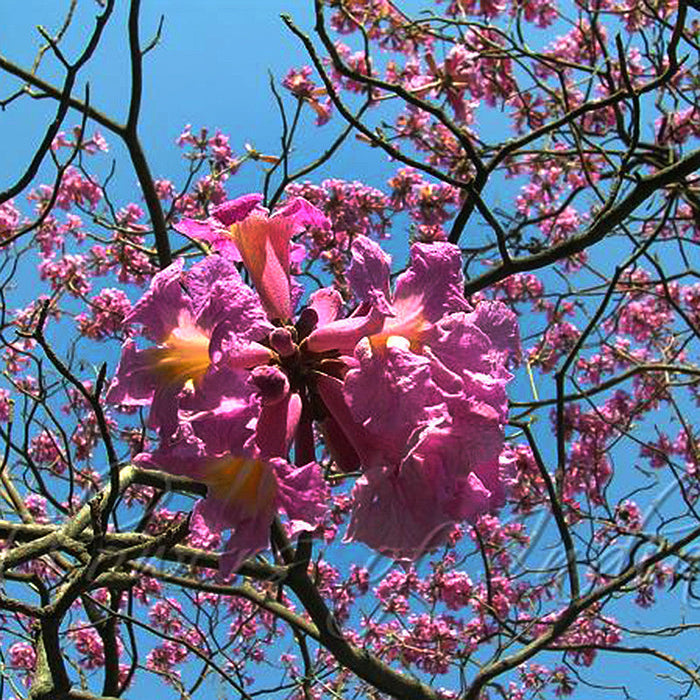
[108,193,518,574]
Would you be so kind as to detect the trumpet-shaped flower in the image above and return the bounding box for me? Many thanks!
[175,194,329,321]
[110,195,335,574]
[313,237,519,559]
[135,422,327,578]
[107,256,272,440]
[110,193,519,570]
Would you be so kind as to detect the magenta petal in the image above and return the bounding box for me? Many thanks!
[432,312,493,374]
[290,241,306,265]
[273,196,329,233]
[273,459,329,535]
[348,236,392,302]
[345,412,504,560]
[174,195,265,258]
[196,276,272,341]
[249,365,290,405]
[133,422,208,478]
[308,287,343,326]
[467,300,521,362]
[394,242,470,323]
[194,485,271,535]
[217,516,272,580]
[345,464,455,560]
[460,370,510,421]
[422,346,464,394]
[343,340,436,446]
[173,217,220,243]
[321,412,362,473]
[448,397,504,469]
[106,340,157,406]
[305,296,390,354]
[186,393,259,455]
[211,194,265,226]
[315,373,378,467]
[173,218,240,259]
[185,256,248,317]
[149,383,184,439]
[126,258,189,342]
[211,327,273,369]
[254,392,302,459]
[446,472,492,521]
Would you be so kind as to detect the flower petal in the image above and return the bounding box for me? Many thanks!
[393,242,470,323]
[229,217,293,321]
[254,391,302,459]
[308,287,343,326]
[274,459,329,535]
[348,236,392,302]
[217,514,273,580]
[106,340,158,406]
[273,196,330,234]
[467,300,521,362]
[305,292,391,354]
[211,194,264,226]
[314,372,378,468]
[343,339,437,451]
[126,258,189,342]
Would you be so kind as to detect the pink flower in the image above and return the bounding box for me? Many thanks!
[175,194,328,321]
[107,255,271,439]
[136,423,328,578]
[313,237,519,560]
[0,388,12,422]
[111,194,519,569]
[110,196,334,575]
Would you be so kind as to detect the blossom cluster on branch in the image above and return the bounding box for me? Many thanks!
[0,0,699,698]
[108,193,518,575]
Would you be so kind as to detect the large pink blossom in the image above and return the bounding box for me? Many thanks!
[135,422,327,577]
[106,255,272,440]
[175,194,327,320]
[109,195,334,575]
[313,237,519,560]
[109,193,519,570]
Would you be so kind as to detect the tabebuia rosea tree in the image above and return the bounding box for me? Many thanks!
[0,0,699,698]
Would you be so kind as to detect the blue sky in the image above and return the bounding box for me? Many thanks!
[2,2,326,196]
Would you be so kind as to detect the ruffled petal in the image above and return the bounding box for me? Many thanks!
[195,275,272,341]
[106,340,158,406]
[211,194,264,226]
[126,258,189,342]
[185,383,259,455]
[432,312,493,374]
[467,300,521,363]
[273,196,330,234]
[345,463,455,561]
[133,422,209,478]
[393,242,470,323]
[343,339,437,450]
[345,419,496,560]
[348,236,392,302]
[274,459,329,535]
